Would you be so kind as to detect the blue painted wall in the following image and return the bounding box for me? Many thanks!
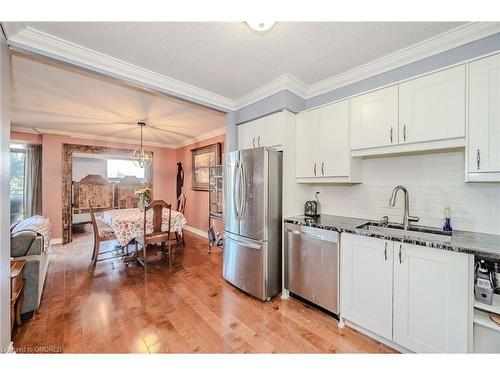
[225,111,237,152]
[235,90,305,125]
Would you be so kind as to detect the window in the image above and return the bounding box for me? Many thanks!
[107,159,145,180]
[10,143,26,223]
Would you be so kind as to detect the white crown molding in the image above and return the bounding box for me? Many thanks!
[11,125,41,135]
[174,126,226,148]
[33,127,179,148]
[305,22,500,98]
[233,74,308,109]
[6,22,500,112]
[1,22,25,38]
[8,27,236,111]
[11,125,226,149]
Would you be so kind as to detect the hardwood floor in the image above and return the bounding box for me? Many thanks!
[12,230,396,353]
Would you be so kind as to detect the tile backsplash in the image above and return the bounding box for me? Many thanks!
[311,151,500,235]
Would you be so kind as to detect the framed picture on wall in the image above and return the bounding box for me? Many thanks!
[191,142,221,191]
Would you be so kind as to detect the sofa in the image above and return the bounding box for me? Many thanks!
[10,216,51,316]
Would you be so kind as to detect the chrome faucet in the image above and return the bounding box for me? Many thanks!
[389,185,420,230]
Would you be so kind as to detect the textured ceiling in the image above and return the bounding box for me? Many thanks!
[10,53,226,147]
[26,22,466,98]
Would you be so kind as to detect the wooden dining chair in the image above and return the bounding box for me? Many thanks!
[175,193,186,245]
[134,200,174,271]
[89,201,117,267]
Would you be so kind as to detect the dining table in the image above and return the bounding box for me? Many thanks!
[101,207,187,247]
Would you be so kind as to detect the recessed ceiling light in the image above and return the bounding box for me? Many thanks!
[245,21,276,33]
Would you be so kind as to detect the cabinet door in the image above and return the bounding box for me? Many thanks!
[319,100,349,177]
[468,53,500,173]
[350,85,398,150]
[341,233,394,340]
[399,65,465,144]
[238,121,258,150]
[393,243,470,353]
[258,112,283,148]
[296,109,320,178]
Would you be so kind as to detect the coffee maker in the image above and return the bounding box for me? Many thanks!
[475,260,495,305]
[304,191,320,217]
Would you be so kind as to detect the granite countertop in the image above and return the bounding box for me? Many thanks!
[284,214,500,260]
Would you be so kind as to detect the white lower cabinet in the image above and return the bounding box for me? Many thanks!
[393,242,470,353]
[341,234,394,340]
[341,233,472,353]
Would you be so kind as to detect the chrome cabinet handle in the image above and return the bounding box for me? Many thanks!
[257,136,261,147]
[384,242,388,261]
[321,162,324,176]
[314,163,317,176]
[390,126,393,143]
[399,244,402,264]
[403,124,406,142]
[252,137,256,148]
[477,149,480,170]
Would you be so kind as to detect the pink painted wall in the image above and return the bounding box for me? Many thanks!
[40,134,176,239]
[175,134,225,233]
[11,130,225,239]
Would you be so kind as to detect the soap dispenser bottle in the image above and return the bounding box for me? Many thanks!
[443,206,453,232]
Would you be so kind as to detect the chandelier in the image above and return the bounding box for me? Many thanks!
[131,121,152,168]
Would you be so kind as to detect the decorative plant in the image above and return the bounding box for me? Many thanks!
[135,187,152,203]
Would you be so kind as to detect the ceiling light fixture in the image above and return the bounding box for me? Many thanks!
[246,21,276,33]
[131,121,152,168]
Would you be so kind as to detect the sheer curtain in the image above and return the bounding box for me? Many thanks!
[23,144,42,217]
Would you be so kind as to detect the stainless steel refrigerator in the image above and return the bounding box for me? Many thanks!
[223,147,282,301]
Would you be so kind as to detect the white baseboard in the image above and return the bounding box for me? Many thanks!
[344,319,408,353]
[51,238,62,245]
[183,225,208,238]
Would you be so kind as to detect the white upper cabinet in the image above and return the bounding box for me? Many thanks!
[237,111,285,150]
[350,65,466,157]
[468,53,500,181]
[350,85,399,150]
[399,65,465,144]
[393,243,471,353]
[320,101,349,177]
[341,233,394,340]
[238,120,258,150]
[296,108,320,178]
[296,100,362,183]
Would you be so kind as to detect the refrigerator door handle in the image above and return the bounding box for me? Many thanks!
[239,161,246,218]
[224,234,262,250]
[232,160,241,219]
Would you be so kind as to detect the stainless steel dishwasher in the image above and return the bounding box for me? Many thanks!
[284,222,339,314]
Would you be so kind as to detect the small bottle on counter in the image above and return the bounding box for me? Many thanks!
[443,206,453,232]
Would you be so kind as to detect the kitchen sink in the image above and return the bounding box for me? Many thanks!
[356,221,452,243]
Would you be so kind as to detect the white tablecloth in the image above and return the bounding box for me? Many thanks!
[101,208,187,247]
